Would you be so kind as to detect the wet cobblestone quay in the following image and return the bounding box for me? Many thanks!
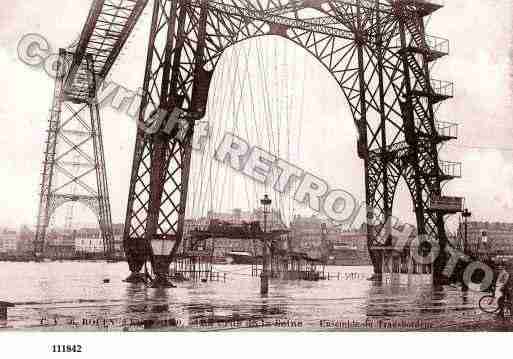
[0,262,510,331]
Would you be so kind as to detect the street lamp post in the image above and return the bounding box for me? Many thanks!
[479,230,488,258]
[462,208,471,255]
[260,194,271,295]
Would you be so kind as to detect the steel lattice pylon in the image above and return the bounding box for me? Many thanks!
[117,0,460,284]
[35,51,114,257]
[36,0,149,258]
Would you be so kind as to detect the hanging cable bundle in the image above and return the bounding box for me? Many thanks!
[186,36,307,230]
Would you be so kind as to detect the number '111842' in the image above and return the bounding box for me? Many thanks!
[51,345,83,353]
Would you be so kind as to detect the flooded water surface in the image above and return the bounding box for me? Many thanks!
[0,262,488,331]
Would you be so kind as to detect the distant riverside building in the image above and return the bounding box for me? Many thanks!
[289,215,345,248]
[328,227,371,265]
[75,228,104,254]
[336,229,369,252]
[0,224,125,259]
[43,232,75,259]
[75,235,104,253]
[46,231,75,247]
[289,214,325,251]
[16,226,35,254]
[289,216,371,265]
[289,215,341,259]
[0,230,18,253]
[457,221,513,255]
[75,224,125,256]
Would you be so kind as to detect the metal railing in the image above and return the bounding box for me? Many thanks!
[424,34,450,55]
[435,121,458,139]
[393,34,449,57]
[431,79,454,98]
[395,0,445,6]
[439,160,462,178]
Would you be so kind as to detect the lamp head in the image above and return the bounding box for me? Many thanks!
[260,194,272,206]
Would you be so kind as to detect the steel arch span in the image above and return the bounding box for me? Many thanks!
[117,0,460,285]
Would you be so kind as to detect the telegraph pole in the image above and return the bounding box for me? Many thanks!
[260,194,271,295]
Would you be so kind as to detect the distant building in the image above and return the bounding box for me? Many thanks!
[72,223,125,257]
[113,235,124,257]
[327,228,371,265]
[289,214,324,251]
[44,244,75,259]
[75,235,104,254]
[336,230,369,252]
[112,223,124,255]
[0,230,17,253]
[457,221,513,255]
[288,216,371,265]
[0,223,125,260]
[184,217,210,237]
[46,231,75,247]
[289,215,339,258]
[16,226,35,254]
[42,231,75,259]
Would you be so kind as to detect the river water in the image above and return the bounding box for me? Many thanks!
[0,261,489,331]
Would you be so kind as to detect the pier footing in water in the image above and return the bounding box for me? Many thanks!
[123,272,147,284]
[0,301,14,321]
[150,276,176,288]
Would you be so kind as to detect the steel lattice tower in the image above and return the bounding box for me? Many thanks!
[35,0,149,257]
[34,51,115,257]
[49,0,462,284]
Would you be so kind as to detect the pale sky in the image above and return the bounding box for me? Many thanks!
[0,0,512,233]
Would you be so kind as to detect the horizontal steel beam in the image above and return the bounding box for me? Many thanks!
[206,0,357,40]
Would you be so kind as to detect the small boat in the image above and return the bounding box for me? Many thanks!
[225,251,259,265]
[333,244,358,251]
